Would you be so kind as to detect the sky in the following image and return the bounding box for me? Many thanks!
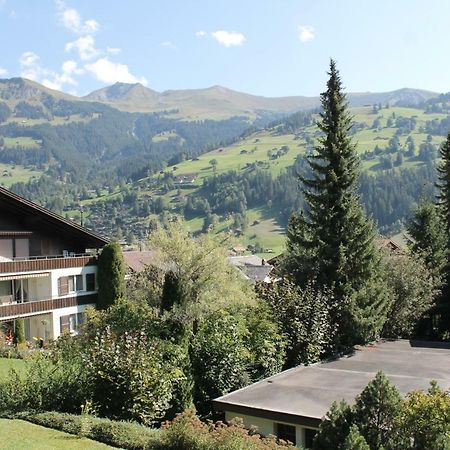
[1,0,450,98]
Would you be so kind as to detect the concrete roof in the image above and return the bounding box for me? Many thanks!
[214,340,450,426]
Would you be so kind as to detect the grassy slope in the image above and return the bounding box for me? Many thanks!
[0,419,114,449]
[126,106,447,255]
[0,163,42,188]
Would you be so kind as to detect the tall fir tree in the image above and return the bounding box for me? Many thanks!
[436,133,450,242]
[434,132,450,331]
[407,201,447,282]
[97,242,125,310]
[283,60,389,347]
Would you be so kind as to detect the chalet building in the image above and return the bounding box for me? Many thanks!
[0,186,108,343]
[214,340,450,448]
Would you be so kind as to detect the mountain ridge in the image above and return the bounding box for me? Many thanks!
[0,77,441,119]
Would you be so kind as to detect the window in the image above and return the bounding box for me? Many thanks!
[304,428,317,449]
[58,275,84,295]
[86,273,96,291]
[15,239,29,258]
[0,239,13,260]
[276,423,296,445]
[60,312,85,334]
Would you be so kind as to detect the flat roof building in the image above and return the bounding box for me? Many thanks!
[214,339,450,448]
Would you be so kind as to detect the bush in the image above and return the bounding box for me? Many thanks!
[160,409,296,450]
[21,411,161,450]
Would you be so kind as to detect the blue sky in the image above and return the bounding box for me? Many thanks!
[1,0,449,97]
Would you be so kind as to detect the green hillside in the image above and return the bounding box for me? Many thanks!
[76,103,447,255]
[1,78,449,256]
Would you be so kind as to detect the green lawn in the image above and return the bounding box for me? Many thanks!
[3,136,41,148]
[0,357,26,380]
[0,419,114,449]
[0,163,43,187]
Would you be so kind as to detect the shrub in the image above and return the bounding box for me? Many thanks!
[21,411,161,450]
[160,409,296,450]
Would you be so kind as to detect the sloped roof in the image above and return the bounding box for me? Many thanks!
[123,250,158,272]
[0,186,108,248]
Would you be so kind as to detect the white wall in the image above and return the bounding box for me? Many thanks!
[51,304,93,338]
[224,411,317,449]
[50,266,97,298]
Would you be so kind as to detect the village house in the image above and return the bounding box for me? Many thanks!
[0,186,108,343]
[213,339,450,448]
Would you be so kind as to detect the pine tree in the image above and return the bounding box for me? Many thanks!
[353,372,402,450]
[343,425,370,450]
[97,242,125,309]
[434,133,450,332]
[407,201,447,281]
[313,400,354,450]
[437,133,450,236]
[283,60,388,346]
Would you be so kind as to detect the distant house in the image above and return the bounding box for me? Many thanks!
[228,255,274,284]
[214,340,450,448]
[0,186,108,342]
[123,250,158,279]
[174,174,196,186]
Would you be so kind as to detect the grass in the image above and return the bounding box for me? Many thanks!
[0,163,43,187]
[0,357,26,380]
[3,137,41,148]
[0,419,114,449]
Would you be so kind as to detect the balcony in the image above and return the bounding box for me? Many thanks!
[0,253,98,274]
[0,293,98,319]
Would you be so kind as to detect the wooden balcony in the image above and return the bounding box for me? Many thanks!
[0,293,97,319]
[0,254,97,274]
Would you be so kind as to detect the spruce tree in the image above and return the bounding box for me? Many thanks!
[407,201,447,281]
[353,372,402,450]
[283,60,388,346]
[97,242,125,310]
[343,425,370,450]
[436,133,450,241]
[434,132,450,331]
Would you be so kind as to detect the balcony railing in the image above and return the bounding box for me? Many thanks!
[0,293,98,319]
[0,290,97,307]
[0,254,98,274]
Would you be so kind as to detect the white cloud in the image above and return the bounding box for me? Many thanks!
[298,25,315,43]
[211,30,245,47]
[19,52,42,80]
[62,59,78,74]
[195,30,207,38]
[19,51,81,91]
[0,67,8,77]
[20,51,40,67]
[65,35,99,60]
[161,40,177,50]
[107,47,121,55]
[56,1,99,34]
[85,57,148,85]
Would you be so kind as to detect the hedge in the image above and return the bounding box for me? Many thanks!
[16,411,161,450]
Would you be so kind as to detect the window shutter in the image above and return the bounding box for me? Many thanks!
[58,277,69,296]
[60,315,70,333]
